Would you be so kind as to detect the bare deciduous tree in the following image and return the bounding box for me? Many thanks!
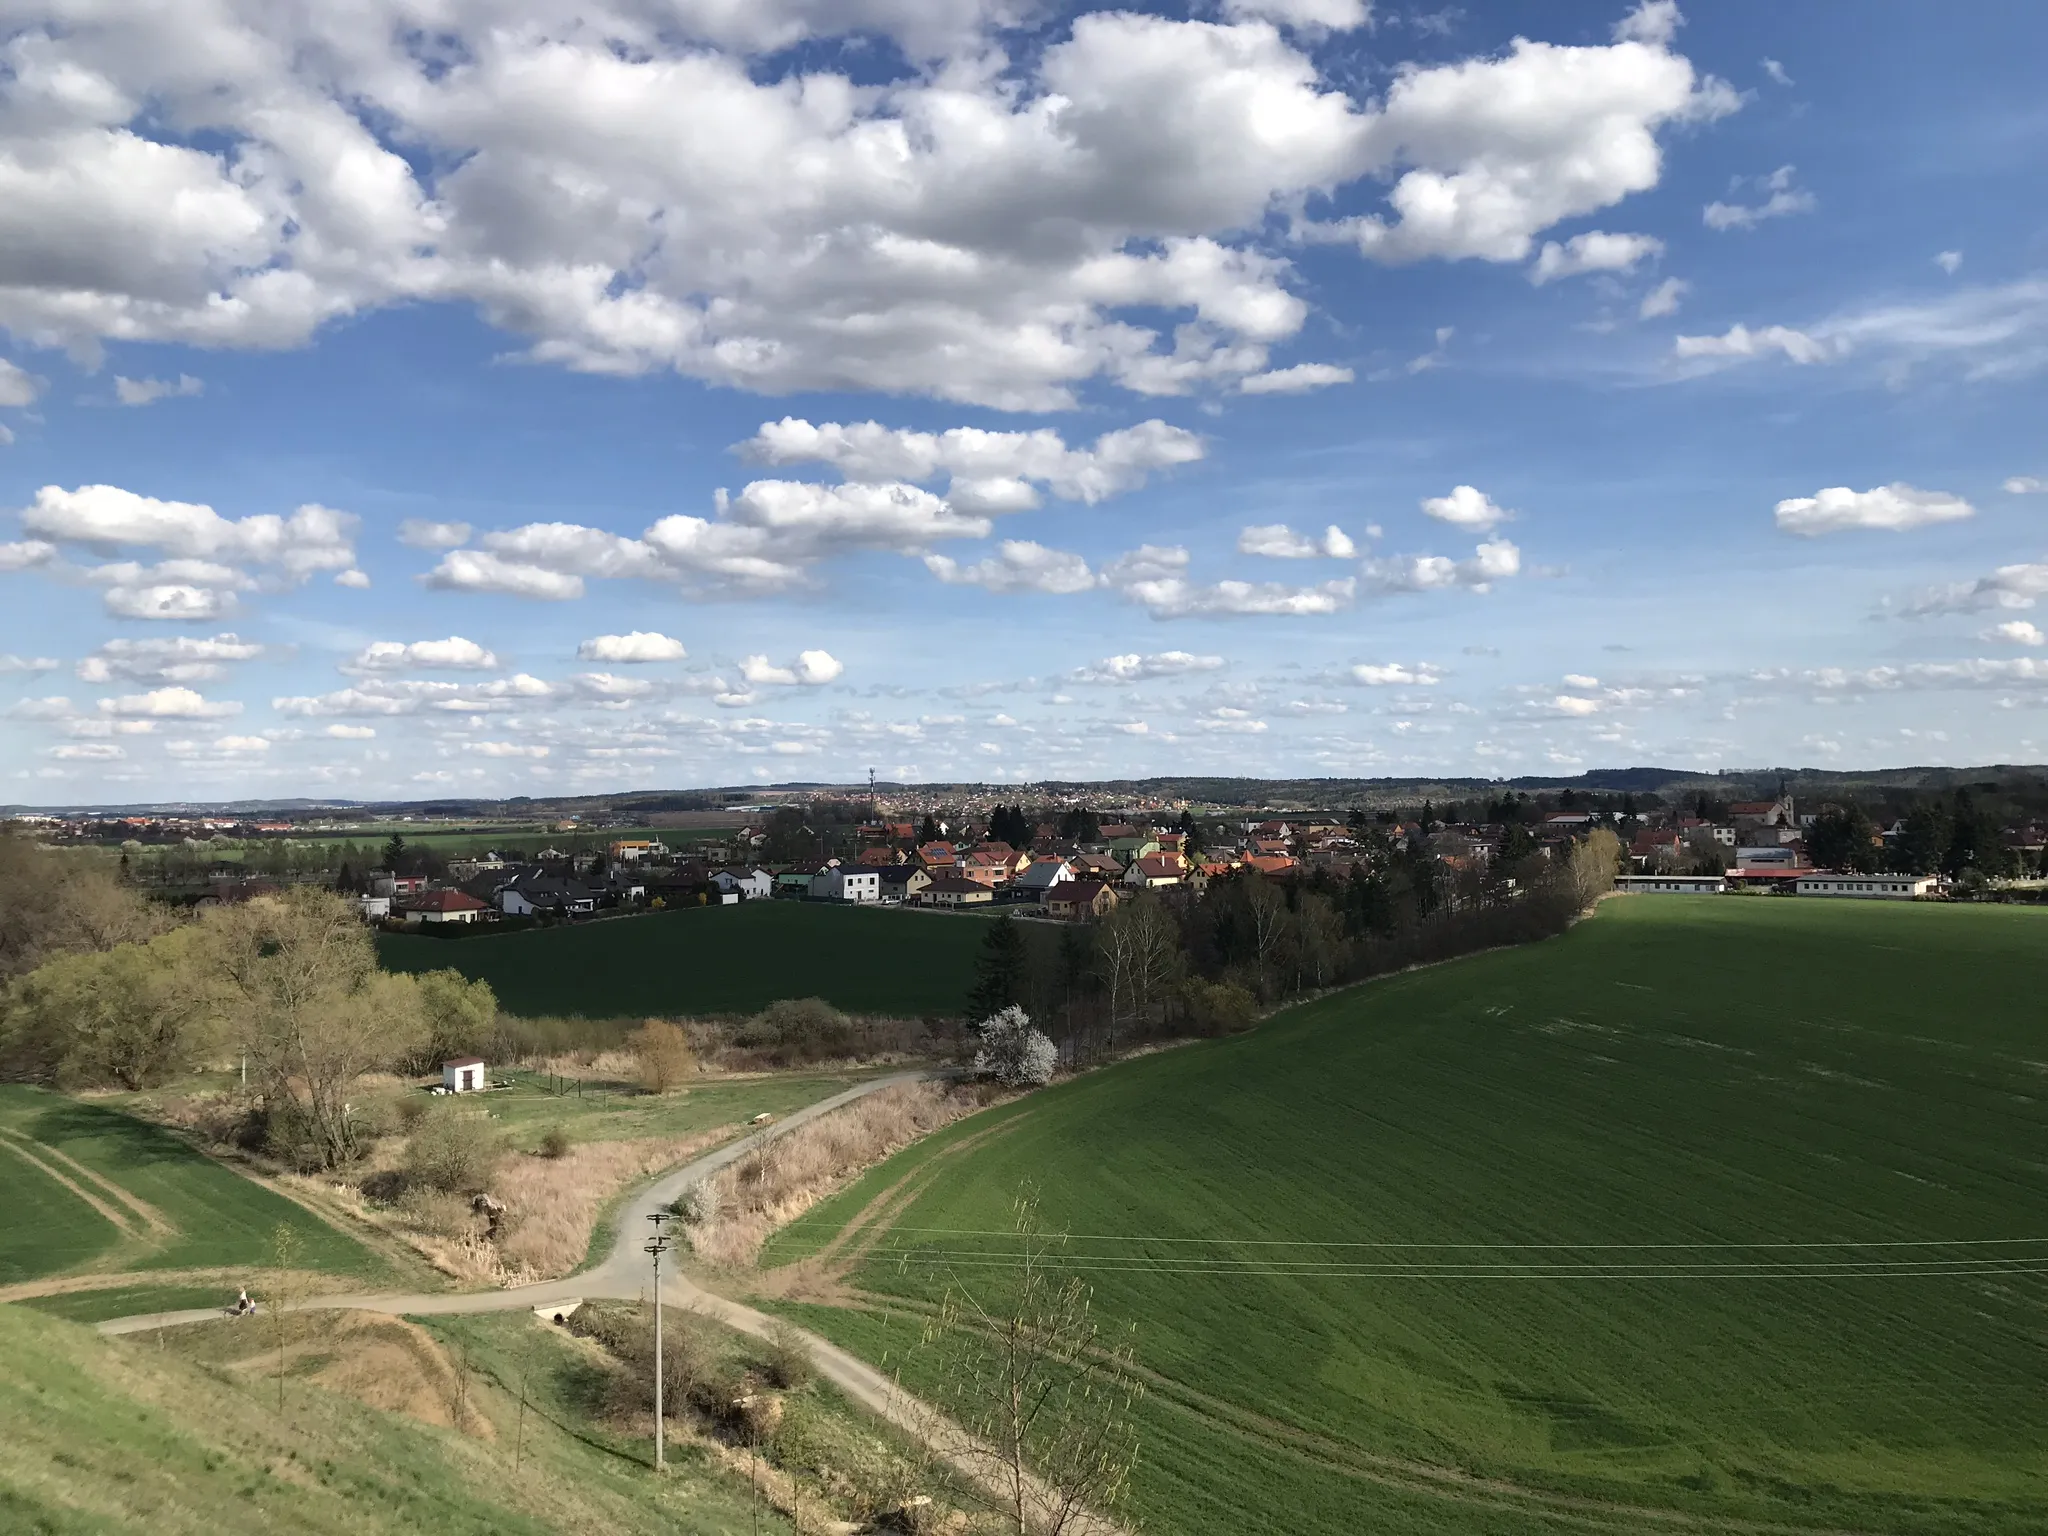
[920,1190,1144,1536]
[1567,827,1624,912]
[1095,895,1180,1048]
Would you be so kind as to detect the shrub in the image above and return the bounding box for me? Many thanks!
[403,1107,503,1194]
[971,1004,1057,1086]
[739,997,854,1062]
[762,1319,815,1390]
[537,1124,572,1159]
[579,1303,719,1420]
[632,1018,696,1094]
[1181,978,1258,1036]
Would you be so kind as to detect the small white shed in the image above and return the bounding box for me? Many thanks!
[441,1057,486,1093]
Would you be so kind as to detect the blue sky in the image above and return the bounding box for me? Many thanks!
[2,0,2045,800]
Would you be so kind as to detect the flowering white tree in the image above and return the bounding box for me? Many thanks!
[972,1005,1057,1087]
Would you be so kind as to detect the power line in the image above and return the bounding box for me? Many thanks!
[789,1223,2048,1253]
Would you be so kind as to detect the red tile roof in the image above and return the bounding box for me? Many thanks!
[408,889,488,912]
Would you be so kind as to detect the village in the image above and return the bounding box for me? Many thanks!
[316,785,2041,931]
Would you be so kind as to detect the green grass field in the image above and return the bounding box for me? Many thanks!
[378,899,1000,1018]
[762,898,2048,1536]
[0,1086,386,1286]
[0,1304,789,1535]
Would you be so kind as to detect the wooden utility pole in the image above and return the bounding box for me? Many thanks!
[644,1213,674,1472]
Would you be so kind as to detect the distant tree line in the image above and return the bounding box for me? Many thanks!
[965,828,1621,1068]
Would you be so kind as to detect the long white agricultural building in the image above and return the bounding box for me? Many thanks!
[1793,873,1938,899]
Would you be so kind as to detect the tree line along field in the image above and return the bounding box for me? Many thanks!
[0,1085,383,1287]
[762,898,2048,1536]
[377,900,1006,1018]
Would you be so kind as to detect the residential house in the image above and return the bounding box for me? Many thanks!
[403,888,490,925]
[498,874,596,917]
[915,841,960,871]
[1012,859,1074,902]
[711,867,773,900]
[1630,830,1683,869]
[608,839,663,861]
[811,866,881,903]
[960,849,1016,887]
[875,865,930,903]
[1106,834,1161,866]
[857,845,902,867]
[1046,880,1120,921]
[1124,853,1186,889]
[917,874,995,908]
[971,841,1032,879]
[773,869,815,897]
[1071,851,1123,881]
[1243,853,1298,877]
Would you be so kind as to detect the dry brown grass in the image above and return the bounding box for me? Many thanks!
[688,1081,980,1269]
[309,1125,736,1286]
[494,1129,735,1278]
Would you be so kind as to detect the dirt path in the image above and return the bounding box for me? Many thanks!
[87,1069,1128,1535]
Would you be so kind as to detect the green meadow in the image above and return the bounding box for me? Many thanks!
[378,899,1000,1018]
[0,1086,384,1285]
[764,898,2048,1535]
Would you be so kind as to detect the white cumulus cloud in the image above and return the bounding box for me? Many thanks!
[737,418,1203,504]
[1238,363,1355,394]
[345,637,500,672]
[1238,523,1356,558]
[1774,484,1974,536]
[2005,477,2045,495]
[1639,276,1688,318]
[1069,651,1225,684]
[1986,621,2046,646]
[113,374,203,406]
[1529,231,1663,285]
[925,541,1098,594]
[1420,484,1512,530]
[1363,538,1521,593]
[398,519,475,549]
[1703,166,1815,231]
[1350,662,1440,686]
[0,6,1727,408]
[98,686,241,719]
[740,650,844,687]
[578,631,688,663]
[0,359,44,407]
[77,633,263,684]
[1673,323,1837,367]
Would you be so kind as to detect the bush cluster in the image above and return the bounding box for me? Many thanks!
[736,997,854,1063]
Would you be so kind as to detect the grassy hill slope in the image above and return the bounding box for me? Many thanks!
[764,898,2048,1536]
[378,900,1000,1018]
[0,1086,383,1286]
[0,1304,782,1535]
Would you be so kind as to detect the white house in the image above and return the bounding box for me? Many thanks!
[356,893,392,920]
[1615,875,1728,895]
[811,867,881,903]
[1013,859,1074,899]
[1795,873,1938,900]
[712,867,774,900]
[441,1057,486,1092]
